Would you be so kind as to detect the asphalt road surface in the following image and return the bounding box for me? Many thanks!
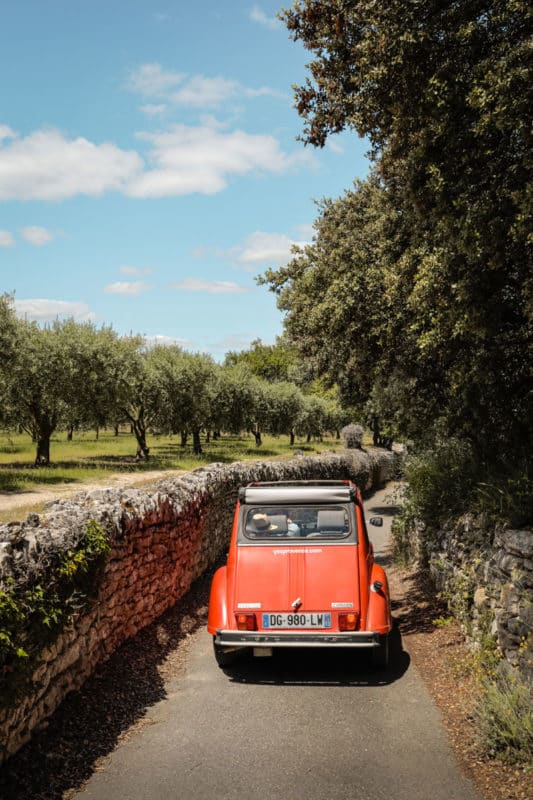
[74,486,480,800]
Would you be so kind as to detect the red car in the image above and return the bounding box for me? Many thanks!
[207,480,392,668]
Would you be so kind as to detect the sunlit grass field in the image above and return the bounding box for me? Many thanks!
[0,428,347,495]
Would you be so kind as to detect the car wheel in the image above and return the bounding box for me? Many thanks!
[213,639,240,668]
[371,635,389,668]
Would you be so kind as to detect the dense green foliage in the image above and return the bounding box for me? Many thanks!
[263,0,532,512]
[224,338,300,383]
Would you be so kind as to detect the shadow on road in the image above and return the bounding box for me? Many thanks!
[392,569,449,635]
[365,504,402,517]
[225,622,409,687]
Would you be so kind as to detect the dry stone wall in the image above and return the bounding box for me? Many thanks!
[0,449,395,762]
[415,516,532,679]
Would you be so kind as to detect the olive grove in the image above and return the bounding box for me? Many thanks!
[0,297,346,464]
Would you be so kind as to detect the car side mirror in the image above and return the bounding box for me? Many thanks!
[369,517,383,527]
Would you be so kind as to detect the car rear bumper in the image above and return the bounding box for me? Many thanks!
[215,630,383,649]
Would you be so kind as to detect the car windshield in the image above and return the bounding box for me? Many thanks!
[243,506,351,540]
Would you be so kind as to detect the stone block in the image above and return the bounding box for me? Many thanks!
[499,529,533,558]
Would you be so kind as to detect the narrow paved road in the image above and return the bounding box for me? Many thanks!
[74,486,480,800]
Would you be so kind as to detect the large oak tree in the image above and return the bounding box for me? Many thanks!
[264,0,532,469]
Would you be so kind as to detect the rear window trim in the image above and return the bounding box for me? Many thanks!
[238,503,358,544]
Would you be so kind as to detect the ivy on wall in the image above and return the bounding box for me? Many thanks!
[0,520,110,706]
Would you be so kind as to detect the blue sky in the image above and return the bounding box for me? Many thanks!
[0,1,369,359]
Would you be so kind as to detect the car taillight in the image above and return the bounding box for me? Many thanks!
[338,612,359,631]
[235,613,257,631]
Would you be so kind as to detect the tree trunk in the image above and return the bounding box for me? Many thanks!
[67,426,73,441]
[371,415,380,447]
[95,426,99,441]
[35,435,51,465]
[33,412,55,465]
[181,431,188,447]
[193,429,202,455]
[213,430,220,440]
[132,420,150,460]
[114,423,119,437]
[306,433,312,443]
[254,430,262,447]
[206,431,211,444]
[290,430,295,446]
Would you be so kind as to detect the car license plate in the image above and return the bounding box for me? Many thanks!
[262,612,332,629]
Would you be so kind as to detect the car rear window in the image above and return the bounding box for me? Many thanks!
[242,505,351,541]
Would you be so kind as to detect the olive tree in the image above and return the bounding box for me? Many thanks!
[213,365,261,437]
[296,395,330,443]
[4,318,132,464]
[264,381,306,445]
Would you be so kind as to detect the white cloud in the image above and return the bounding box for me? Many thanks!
[244,86,286,100]
[170,75,240,107]
[127,122,312,198]
[250,5,281,30]
[129,64,282,108]
[232,231,307,270]
[167,76,283,107]
[140,104,168,117]
[327,138,345,155]
[129,63,184,96]
[0,230,15,247]
[145,334,192,348]
[0,128,143,201]
[119,265,153,276]
[104,281,151,295]
[210,334,256,353]
[294,222,315,239]
[0,121,312,202]
[0,124,16,141]
[20,226,54,246]
[171,278,254,295]
[14,299,96,322]
[191,245,213,259]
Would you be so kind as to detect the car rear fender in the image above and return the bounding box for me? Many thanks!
[207,566,229,634]
[366,563,392,634]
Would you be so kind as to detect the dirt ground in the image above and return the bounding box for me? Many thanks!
[0,469,186,519]
[388,566,531,800]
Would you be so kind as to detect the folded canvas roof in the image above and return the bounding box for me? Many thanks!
[239,481,357,505]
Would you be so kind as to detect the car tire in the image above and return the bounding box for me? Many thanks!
[371,635,389,668]
[213,639,240,668]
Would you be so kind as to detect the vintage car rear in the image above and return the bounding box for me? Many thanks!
[207,481,392,667]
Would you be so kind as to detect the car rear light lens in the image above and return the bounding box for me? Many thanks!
[338,612,358,631]
[235,613,257,631]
